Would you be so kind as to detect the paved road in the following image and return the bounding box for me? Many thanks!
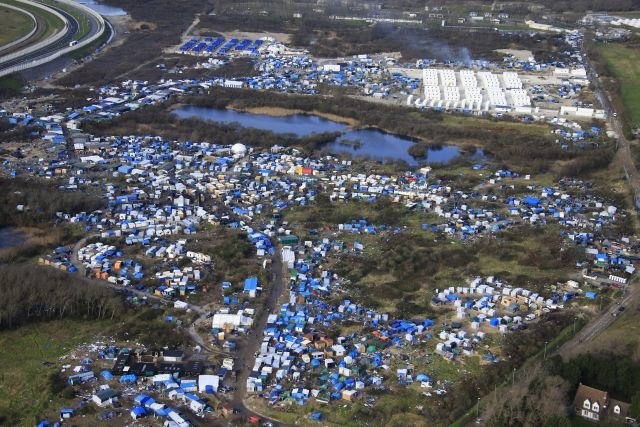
[0,0,103,75]
[557,282,638,360]
[0,3,40,57]
[0,7,75,70]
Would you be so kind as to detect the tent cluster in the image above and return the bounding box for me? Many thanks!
[245,238,451,405]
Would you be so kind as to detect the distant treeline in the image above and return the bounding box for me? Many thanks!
[293,21,570,62]
[0,178,104,228]
[198,4,570,61]
[0,264,123,329]
[350,0,636,12]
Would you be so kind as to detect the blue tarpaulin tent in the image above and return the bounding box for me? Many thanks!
[131,406,146,418]
[244,277,258,292]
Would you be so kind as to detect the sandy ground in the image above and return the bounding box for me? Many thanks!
[238,106,360,126]
[194,29,292,44]
[495,49,534,61]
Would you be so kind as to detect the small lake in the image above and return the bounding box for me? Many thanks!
[173,106,471,166]
[330,130,460,166]
[73,0,127,16]
[174,106,348,137]
[0,228,26,250]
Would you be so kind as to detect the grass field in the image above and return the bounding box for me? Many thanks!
[0,319,115,426]
[3,0,66,39]
[0,6,35,46]
[614,11,640,19]
[597,43,640,131]
[0,73,24,94]
[575,301,640,361]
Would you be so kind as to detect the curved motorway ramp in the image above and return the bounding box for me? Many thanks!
[0,0,106,77]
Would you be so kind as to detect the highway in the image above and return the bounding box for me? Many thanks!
[0,7,76,69]
[0,0,105,76]
[0,3,38,56]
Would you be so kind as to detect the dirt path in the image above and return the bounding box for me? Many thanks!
[182,13,200,39]
[228,245,288,425]
[70,233,287,424]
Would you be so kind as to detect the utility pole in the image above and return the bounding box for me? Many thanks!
[512,368,516,385]
[544,341,549,360]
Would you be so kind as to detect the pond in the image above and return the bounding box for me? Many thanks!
[173,106,477,166]
[330,130,461,166]
[0,228,26,250]
[174,106,348,137]
[73,0,127,16]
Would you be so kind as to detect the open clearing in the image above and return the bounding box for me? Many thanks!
[597,43,640,129]
[0,6,35,46]
[0,319,115,426]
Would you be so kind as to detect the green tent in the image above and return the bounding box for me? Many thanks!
[279,235,299,245]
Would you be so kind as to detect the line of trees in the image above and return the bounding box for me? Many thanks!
[523,0,637,12]
[548,352,640,405]
[198,3,571,62]
[0,264,124,329]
